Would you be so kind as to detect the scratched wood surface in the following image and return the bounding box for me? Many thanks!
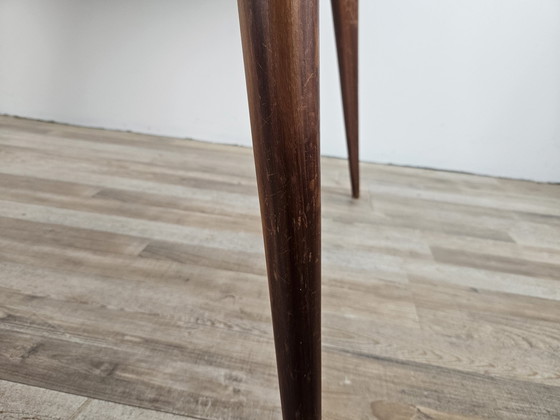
[0,115,559,419]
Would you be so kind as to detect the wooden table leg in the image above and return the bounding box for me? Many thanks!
[332,0,359,198]
[237,1,321,419]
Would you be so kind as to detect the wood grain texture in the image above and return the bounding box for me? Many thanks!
[0,116,560,419]
[331,0,359,198]
[0,379,197,420]
[237,1,321,418]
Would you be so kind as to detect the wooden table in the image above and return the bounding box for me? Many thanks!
[237,1,358,418]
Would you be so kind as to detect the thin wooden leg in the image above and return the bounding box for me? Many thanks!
[332,0,359,198]
[237,1,321,419]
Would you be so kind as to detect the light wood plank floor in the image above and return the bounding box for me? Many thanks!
[0,115,559,420]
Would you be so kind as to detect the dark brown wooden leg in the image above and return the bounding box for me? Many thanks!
[332,0,359,198]
[237,1,321,419]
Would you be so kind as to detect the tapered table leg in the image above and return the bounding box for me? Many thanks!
[332,0,359,198]
[237,1,321,419]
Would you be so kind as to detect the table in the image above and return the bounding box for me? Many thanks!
[237,1,358,418]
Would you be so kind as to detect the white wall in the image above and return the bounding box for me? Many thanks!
[1,0,559,182]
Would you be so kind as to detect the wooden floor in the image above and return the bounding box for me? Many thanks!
[0,116,559,419]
